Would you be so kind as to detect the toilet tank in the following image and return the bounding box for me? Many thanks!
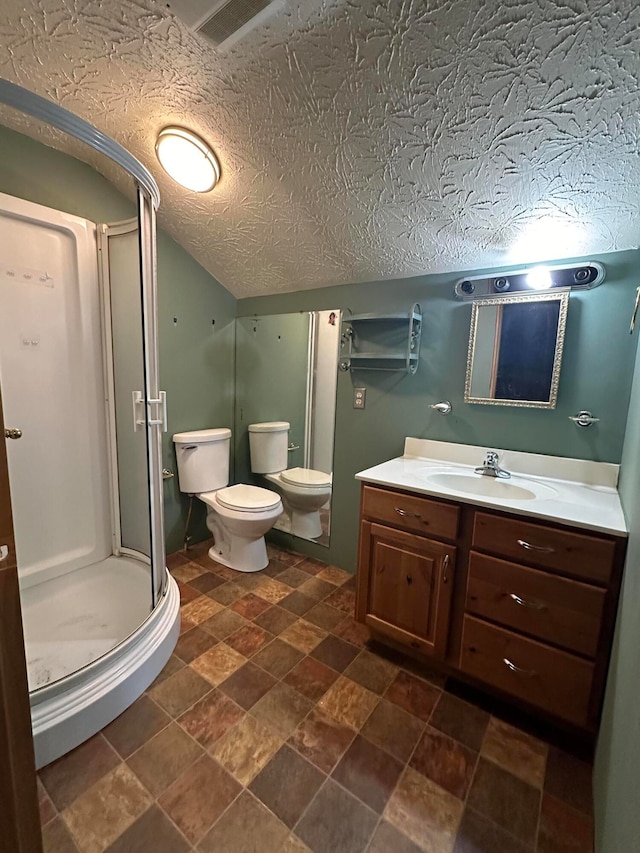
[249,421,290,473]
[173,428,231,493]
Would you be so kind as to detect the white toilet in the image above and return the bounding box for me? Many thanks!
[173,428,283,573]
[248,421,332,540]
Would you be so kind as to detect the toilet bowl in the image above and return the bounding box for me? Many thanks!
[199,484,283,573]
[265,467,332,540]
[173,428,283,573]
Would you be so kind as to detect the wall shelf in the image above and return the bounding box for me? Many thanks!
[340,304,422,374]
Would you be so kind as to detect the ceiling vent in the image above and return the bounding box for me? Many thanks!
[165,0,283,48]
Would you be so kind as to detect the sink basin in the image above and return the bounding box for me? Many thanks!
[422,470,558,502]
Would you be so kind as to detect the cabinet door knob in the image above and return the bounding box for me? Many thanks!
[4,428,22,439]
[503,657,537,677]
[442,554,450,584]
[395,507,421,520]
[406,574,413,585]
[509,593,546,611]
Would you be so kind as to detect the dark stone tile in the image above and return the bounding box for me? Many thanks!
[410,726,477,800]
[311,635,360,673]
[361,698,424,762]
[103,695,171,759]
[127,721,203,797]
[178,582,200,605]
[219,661,278,710]
[305,601,346,631]
[332,734,404,814]
[298,577,336,601]
[251,682,314,739]
[280,591,317,616]
[207,582,246,606]
[545,746,593,816]
[283,656,339,702]
[431,691,491,752]
[159,755,242,844]
[267,544,306,567]
[42,816,80,853]
[453,807,530,853]
[166,551,190,570]
[324,587,356,615]
[174,626,218,664]
[252,638,305,678]
[147,654,185,689]
[331,615,370,647]
[149,666,211,717]
[225,623,274,657]
[198,790,290,852]
[289,708,356,773]
[178,689,245,750]
[38,779,56,827]
[200,608,248,640]
[297,556,328,575]
[103,804,190,853]
[295,778,377,853]
[249,744,325,828]
[467,757,540,845]
[230,593,272,620]
[39,734,120,810]
[254,605,299,635]
[538,792,594,853]
[385,671,441,721]
[368,820,423,853]
[344,650,398,695]
[276,566,311,588]
[189,571,225,593]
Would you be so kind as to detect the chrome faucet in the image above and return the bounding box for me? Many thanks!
[474,450,511,479]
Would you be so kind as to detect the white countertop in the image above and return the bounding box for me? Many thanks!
[355,438,628,537]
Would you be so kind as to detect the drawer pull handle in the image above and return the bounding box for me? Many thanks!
[503,657,537,677]
[442,554,450,584]
[395,507,421,519]
[508,593,546,611]
[517,539,555,554]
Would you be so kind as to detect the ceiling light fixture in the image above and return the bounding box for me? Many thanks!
[155,127,220,192]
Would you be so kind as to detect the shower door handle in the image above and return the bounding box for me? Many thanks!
[4,428,22,439]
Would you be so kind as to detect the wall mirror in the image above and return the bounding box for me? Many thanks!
[464,292,569,408]
[234,310,340,545]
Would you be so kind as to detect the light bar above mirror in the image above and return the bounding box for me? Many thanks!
[454,261,605,300]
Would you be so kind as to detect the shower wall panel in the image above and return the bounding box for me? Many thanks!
[0,193,110,587]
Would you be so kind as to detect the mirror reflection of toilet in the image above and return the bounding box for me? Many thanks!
[249,421,332,540]
[173,428,282,573]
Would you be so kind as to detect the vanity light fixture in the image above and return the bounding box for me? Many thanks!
[454,261,606,300]
[155,127,220,192]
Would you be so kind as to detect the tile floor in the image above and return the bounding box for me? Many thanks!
[38,542,595,853]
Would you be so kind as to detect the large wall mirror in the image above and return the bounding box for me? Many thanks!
[464,292,569,408]
[235,311,340,545]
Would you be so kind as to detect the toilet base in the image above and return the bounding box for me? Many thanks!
[290,507,322,540]
[208,537,268,573]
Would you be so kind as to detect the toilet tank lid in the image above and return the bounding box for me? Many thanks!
[173,428,231,444]
[248,421,290,433]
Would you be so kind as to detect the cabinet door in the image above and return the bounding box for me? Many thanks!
[358,521,455,658]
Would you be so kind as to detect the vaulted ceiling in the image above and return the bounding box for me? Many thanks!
[0,0,639,297]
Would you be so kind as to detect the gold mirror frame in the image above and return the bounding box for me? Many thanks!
[464,291,569,409]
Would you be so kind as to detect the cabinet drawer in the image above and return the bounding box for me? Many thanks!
[466,552,605,657]
[361,485,459,540]
[472,512,615,584]
[460,615,594,727]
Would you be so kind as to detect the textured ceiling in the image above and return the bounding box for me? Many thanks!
[0,0,639,297]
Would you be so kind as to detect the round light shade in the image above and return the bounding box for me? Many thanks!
[155,127,220,192]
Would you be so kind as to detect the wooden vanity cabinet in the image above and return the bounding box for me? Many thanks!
[356,484,626,732]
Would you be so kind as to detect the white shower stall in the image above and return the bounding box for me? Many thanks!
[0,188,179,767]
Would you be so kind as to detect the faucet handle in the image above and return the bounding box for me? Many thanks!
[485,450,499,464]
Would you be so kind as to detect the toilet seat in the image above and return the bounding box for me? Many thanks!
[280,467,332,488]
[215,484,281,512]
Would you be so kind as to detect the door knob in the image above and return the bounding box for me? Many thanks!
[4,428,22,439]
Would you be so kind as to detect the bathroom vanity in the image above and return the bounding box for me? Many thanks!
[355,439,627,732]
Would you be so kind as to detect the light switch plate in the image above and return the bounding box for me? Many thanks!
[354,387,366,409]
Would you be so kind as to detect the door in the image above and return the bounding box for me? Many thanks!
[360,521,455,658]
[0,391,42,852]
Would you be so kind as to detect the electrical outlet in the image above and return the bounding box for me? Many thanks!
[354,387,366,409]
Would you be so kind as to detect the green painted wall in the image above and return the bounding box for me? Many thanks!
[239,251,639,570]
[594,327,640,852]
[0,124,236,554]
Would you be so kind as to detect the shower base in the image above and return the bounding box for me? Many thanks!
[23,559,180,768]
